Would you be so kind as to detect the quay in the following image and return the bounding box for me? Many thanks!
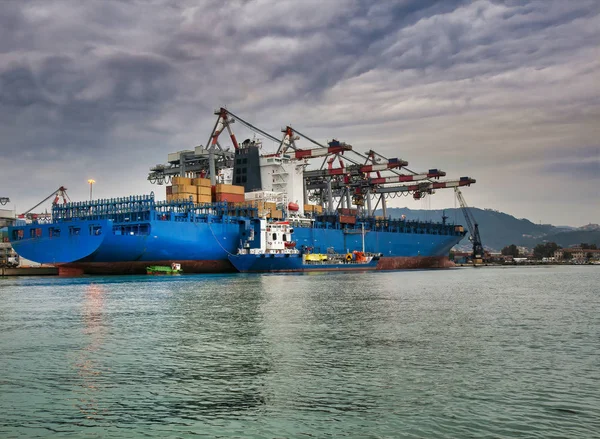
[1,266,58,276]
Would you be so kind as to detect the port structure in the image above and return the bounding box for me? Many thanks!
[147,108,476,216]
[454,187,485,264]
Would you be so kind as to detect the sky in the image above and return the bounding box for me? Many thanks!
[0,0,598,226]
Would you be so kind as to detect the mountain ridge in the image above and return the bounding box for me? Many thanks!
[376,207,599,251]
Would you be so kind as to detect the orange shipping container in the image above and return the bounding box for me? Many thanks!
[270,210,283,219]
[172,176,192,185]
[215,193,245,203]
[339,215,356,224]
[172,193,197,202]
[198,195,212,203]
[192,178,211,187]
[196,186,211,196]
[215,184,244,195]
[172,184,196,194]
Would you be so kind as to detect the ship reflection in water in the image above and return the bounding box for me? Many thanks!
[72,283,107,421]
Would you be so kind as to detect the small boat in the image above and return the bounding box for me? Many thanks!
[146,263,183,275]
[228,219,380,273]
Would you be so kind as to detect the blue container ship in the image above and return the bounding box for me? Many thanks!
[8,195,465,274]
[8,108,475,274]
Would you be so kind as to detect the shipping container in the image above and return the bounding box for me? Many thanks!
[168,193,197,203]
[172,176,192,185]
[192,178,211,187]
[215,184,244,195]
[172,184,196,194]
[215,193,245,203]
[339,215,357,225]
[196,186,211,196]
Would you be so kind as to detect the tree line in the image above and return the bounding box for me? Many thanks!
[501,242,597,259]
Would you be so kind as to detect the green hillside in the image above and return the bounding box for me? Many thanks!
[378,207,598,251]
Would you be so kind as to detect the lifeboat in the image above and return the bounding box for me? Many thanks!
[288,202,299,211]
[284,241,296,248]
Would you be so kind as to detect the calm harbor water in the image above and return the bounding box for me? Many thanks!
[1,266,599,438]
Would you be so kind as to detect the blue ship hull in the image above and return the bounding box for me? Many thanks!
[228,253,379,273]
[8,197,464,274]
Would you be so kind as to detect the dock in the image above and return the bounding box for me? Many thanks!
[1,267,58,276]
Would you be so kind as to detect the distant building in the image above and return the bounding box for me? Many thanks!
[0,208,18,267]
[555,247,600,263]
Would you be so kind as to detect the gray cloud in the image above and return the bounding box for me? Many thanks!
[0,0,598,225]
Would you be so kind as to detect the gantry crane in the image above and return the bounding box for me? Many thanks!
[146,107,477,215]
[454,187,484,265]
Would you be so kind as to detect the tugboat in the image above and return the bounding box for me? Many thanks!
[146,262,183,275]
[228,219,380,273]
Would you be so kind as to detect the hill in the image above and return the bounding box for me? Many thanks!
[378,207,599,251]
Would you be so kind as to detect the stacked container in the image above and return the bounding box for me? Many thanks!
[193,178,212,203]
[304,204,323,215]
[166,176,212,203]
[214,184,245,203]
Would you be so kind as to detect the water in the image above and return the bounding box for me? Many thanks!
[1,266,599,438]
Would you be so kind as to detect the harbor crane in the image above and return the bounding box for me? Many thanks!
[0,197,9,205]
[146,107,477,216]
[20,187,70,219]
[454,187,484,265]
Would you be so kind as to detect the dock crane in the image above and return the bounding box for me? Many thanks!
[454,187,484,265]
[19,187,70,219]
[0,197,9,205]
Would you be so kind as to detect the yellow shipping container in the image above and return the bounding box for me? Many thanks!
[215,184,244,195]
[172,184,196,194]
[265,202,277,212]
[196,186,211,196]
[198,195,212,203]
[271,210,283,219]
[314,205,323,213]
[172,176,192,185]
[192,178,211,187]
[171,193,197,202]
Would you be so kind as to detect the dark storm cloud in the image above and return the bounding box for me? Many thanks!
[0,0,598,224]
[0,51,177,160]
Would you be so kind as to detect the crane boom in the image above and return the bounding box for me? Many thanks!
[454,187,484,263]
[22,187,70,216]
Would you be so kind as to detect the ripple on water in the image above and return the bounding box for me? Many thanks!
[0,267,599,438]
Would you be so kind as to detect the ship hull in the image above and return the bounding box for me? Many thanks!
[10,217,462,275]
[228,253,379,273]
[57,255,452,275]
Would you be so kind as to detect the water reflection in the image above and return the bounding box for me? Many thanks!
[159,275,272,418]
[73,283,107,421]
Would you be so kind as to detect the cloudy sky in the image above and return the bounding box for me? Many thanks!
[0,0,598,226]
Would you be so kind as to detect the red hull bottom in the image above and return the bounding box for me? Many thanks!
[58,256,454,275]
[376,256,455,270]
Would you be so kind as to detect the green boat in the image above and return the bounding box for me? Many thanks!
[146,263,183,275]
